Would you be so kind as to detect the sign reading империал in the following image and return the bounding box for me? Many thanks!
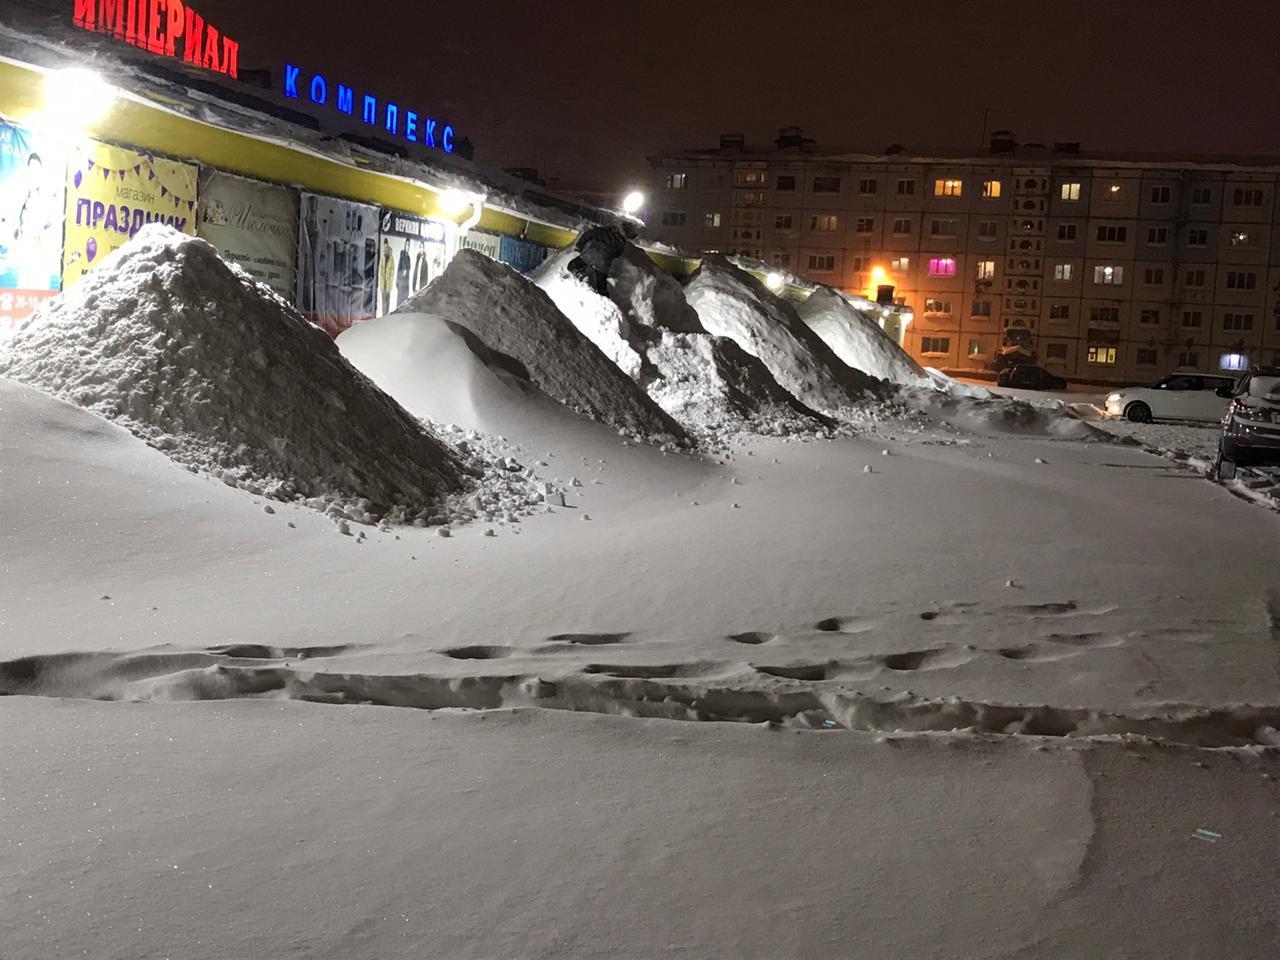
[72,0,240,79]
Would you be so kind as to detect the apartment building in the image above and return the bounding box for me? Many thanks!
[647,129,1280,383]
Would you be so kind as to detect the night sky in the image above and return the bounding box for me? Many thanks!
[77,0,1280,192]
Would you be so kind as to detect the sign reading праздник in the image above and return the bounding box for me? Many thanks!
[283,66,459,156]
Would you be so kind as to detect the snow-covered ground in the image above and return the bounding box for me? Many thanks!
[2,230,1279,959]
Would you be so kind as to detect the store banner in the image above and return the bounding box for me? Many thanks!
[197,170,299,301]
[62,140,197,288]
[456,228,501,262]
[0,121,66,335]
[499,234,548,275]
[296,193,379,335]
[376,209,450,316]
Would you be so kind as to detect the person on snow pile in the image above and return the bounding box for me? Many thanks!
[567,219,636,295]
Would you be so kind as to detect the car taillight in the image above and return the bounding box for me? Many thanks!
[1231,399,1267,421]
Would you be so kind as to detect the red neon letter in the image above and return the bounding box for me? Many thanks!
[101,0,125,38]
[123,0,144,46]
[148,0,165,54]
[202,22,220,71]
[221,36,239,78]
[73,0,96,29]
[164,0,184,56]
[183,7,204,64]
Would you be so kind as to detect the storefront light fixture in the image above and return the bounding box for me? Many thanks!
[765,272,784,292]
[43,67,116,134]
[621,190,645,215]
[439,189,473,217]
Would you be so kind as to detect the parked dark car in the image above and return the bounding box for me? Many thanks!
[996,364,1069,391]
[1215,367,1280,479]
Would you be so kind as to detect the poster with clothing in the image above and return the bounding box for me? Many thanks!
[0,121,64,336]
[376,209,449,316]
[62,140,197,289]
[196,169,299,302]
[296,193,379,336]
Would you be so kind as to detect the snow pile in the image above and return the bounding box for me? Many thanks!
[903,390,1108,441]
[0,226,469,523]
[536,245,828,441]
[684,260,883,416]
[403,250,687,445]
[795,287,926,386]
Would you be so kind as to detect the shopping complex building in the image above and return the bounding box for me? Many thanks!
[647,129,1280,382]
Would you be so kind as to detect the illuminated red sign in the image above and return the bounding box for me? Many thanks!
[72,0,240,78]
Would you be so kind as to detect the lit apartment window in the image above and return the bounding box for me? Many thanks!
[1181,310,1203,328]
[808,254,836,272]
[661,211,687,227]
[928,257,957,276]
[896,178,916,195]
[1187,227,1208,246]
[772,252,792,267]
[1049,303,1071,320]
[813,214,841,232]
[1094,264,1123,285]
[1045,342,1068,360]
[776,175,796,191]
[920,336,951,355]
[704,212,722,228]
[1087,345,1118,365]
[740,190,766,206]
[930,219,958,237]
[934,178,963,197]
[968,339,987,357]
[1232,187,1264,206]
[1190,187,1212,204]
[775,214,794,230]
[1090,306,1120,323]
[1057,223,1078,241]
[1146,227,1168,244]
[1220,352,1249,372]
[1136,348,1159,366]
[1053,263,1074,281]
[1143,267,1164,285]
[665,173,688,189]
[858,177,878,195]
[1060,182,1082,201]
[1178,350,1199,367]
[1223,312,1254,331]
[890,257,910,271]
[1096,225,1127,243]
[852,256,870,272]
[1230,230,1255,247]
[1150,185,1171,204]
[1184,269,1206,288]
[977,220,998,239]
[971,300,992,317]
[976,260,996,280]
[1138,308,1161,325]
[982,180,1002,198]
[924,298,952,314]
[812,176,842,193]
[1226,271,1257,289]
[734,170,766,186]
[892,217,912,235]
[1104,183,1122,200]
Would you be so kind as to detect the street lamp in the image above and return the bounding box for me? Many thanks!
[621,190,645,215]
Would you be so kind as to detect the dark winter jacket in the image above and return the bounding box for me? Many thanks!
[574,225,626,272]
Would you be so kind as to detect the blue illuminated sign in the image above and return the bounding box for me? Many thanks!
[283,65,457,155]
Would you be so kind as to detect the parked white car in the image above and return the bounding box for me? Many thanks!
[1104,373,1238,423]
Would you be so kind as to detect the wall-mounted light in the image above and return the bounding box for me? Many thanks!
[765,272,784,292]
[621,190,645,215]
[39,67,116,136]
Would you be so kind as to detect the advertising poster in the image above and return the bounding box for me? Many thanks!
[0,121,65,335]
[456,228,501,262]
[197,170,299,301]
[377,210,450,316]
[296,193,379,335]
[62,140,197,288]
[500,234,549,276]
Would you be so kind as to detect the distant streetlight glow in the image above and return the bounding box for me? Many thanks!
[765,272,784,292]
[622,190,645,215]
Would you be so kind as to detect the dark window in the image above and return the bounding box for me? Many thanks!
[776,175,796,191]
[812,176,842,193]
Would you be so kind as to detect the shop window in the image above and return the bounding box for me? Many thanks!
[920,336,951,355]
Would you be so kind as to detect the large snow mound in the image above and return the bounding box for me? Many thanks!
[684,260,883,416]
[535,245,827,440]
[0,226,468,521]
[404,250,687,445]
[903,389,1108,441]
[796,288,926,386]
